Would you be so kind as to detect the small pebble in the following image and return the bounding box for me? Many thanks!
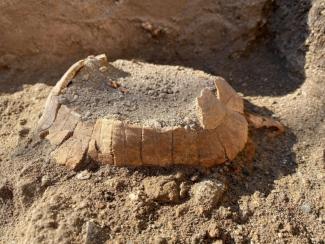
[99,66,108,72]
[76,171,91,180]
[85,220,103,244]
[208,223,221,238]
[179,182,190,198]
[84,111,92,119]
[191,175,199,182]
[41,175,51,187]
[300,202,312,213]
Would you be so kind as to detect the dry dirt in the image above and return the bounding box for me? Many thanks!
[61,59,216,127]
[0,0,324,244]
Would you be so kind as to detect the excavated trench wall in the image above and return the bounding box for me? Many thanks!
[0,0,323,96]
[0,0,271,74]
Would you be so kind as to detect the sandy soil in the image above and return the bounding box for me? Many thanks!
[0,0,324,243]
[61,59,217,127]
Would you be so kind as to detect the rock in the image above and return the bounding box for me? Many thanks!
[17,178,40,205]
[179,182,190,199]
[300,202,312,214]
[143,176,180,203]
[76,170,91,180]
[190,179,226,211]
[174,171,185,180]
[41,175,51,187]
[128,191,144,202]
[0,180,13,201]
[191,175,200,182]
[207,223,221,238]
[99,66,108,72]
[104,178,125,191]
[84,220,105,244]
